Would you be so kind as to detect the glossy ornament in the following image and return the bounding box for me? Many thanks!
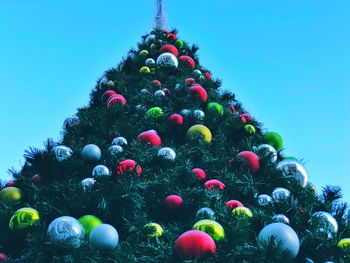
[143,223,164,238]
[173,230,216,260]
[255,144,278,162]
[244,124,256,134]
[207,102,224,116]
[179,56,196,68]
[107,94,126,107]
[272,214,290,224]
[159,44,179,56]
[338,238,350,253]
[180,109,191,117]
[47,216,85,249]
[226,200,244,210]
[232,207,253,218]
[277,159,309,188]
[258,194,273,206]
[154,90,166,97]
[258,223,300,259]
[116,159,142,176]
[89,224,119,250]
[139,66,151,74]
[156,52,179,68]
[310,211,338,239]
[92,165,110,177]
[272,187,291,201]
[204,179,225,191]
[145,58,156,66]
[193,110,205,120]
[81,144,101,162]
[263,132,283,151]
[9,207,40,230]
[237,151,260,172]
[193,219,225,242]
[164,195,183,209]
[112,137,128,147]
[186,124,212,143]
[63,115,80,129]
[78,215,102,236]
[108,145,123,156]
[139,49,149,56]
[144,34,155,44]
[101,90,116,103]
[168,114,184,125]
[196,207,216,220]
[158,147,176,160]
[53,145,73,162]
[189,85,208,102]
[192,168,206,180]
[138,131,162,146]
[81,178,96,191]
[0,187,22,206]
[146,107,164,118]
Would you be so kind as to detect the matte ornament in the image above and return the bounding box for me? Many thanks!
[263,132,283,151]
[272,214,290,225]
[186,124,212,143]
[47,216,85,249]
[204,179,225,191]
[9,207,40,230]
[158,147,176,160]
[193,110,205,120]
[196,207,216,220]
[108,145,123,156]
[145,58,156,66]
[226,200,244,210]
[116,159,142,176]
[146,107,164,118]
[156,52,179,68]
[78,215,102,236]
[164,195,183,209]
[143,223,164,237]
[112,137,128,146]
[189,85,208,102]
[277,159,309,188]
[138,131,162,146]
[81,178,96,191]
[258,223,300,259]
[272,187,291,201]
[232,207,253,218]
[338,238,350,253]
[53,145,73,162]
[255,144,278,162]
[173,230,216,260]
[89,224,119,250]
[0,187,22,206]
[63,115,80,129]
[92,165,110,177]
[207,102,224,116]
[310,211,338,239]
[159,44,179,56]
[192,168,206,180]
[168,114,184,125]
[258,194,273,206]
[81,144,101,162]
[237,151,260,172]
[193,220,225,242]
[140,66,151,74]
[179,56,196,68]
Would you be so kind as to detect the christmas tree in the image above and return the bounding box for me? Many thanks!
[1,2,349,262]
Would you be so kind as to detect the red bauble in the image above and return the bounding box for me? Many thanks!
[0,253,7,261]
[116,159,142,176]
[162,88,169,94]
[189,85,207,102]
[5,181,15,187]
[163,29,170,34]
[204,179,225,191]
[101,90,117,103]
[168,114,184,126]
[107,94,126,108]
[191,168,206,180]
[204,72,212,79]
[241,116,247,123]
[185,78,196,84]
[32,174,42,184]
[241,113,252,120]
[173,230,216,260]
[237,151,260,172]
[167,33,177,40]
[230,105,237,114]
[164,195,183,209]
[153,80,161,86]
[159,44,179,57]
[226,200,244,210]
[137,131,162,146]
[179,56,196,68]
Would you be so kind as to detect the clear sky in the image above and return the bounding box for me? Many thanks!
[0,1,349,200]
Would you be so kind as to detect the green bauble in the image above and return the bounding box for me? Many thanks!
[207,102,224,116]
[9,207,39,230]
[263,132,283,151]
[139,50,149,56]
[140,66,151,74]
[146,107,164,118]
[106,80,115,87]
[338,238,350,253]
[143,223,164,237]
[176,39,184,48]
[150,43,158,51]
[232,207,253,219]
[193,220,225,242]
[0,187,22,206]
[245,124,256,134]
[79,215,102,236]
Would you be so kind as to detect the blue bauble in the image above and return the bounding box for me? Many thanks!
[258,223,300,259]
[81,144,101,162]
[89,224,119,250]
[196,207,215,220]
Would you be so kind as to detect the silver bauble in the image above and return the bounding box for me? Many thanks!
[258,194,273,206]
[141,88,150,94]
[193,110,205,120]
[158,147,176,161]
[305,258,314,263]
[175,83,181,90]
[193,69,202,76]
[127,52,136,59]
[98,76,108,88]
[92,165,110,177]
[112,137,128,147]
[180,109,191,117]
[255,144,278,162]
[277,159,309,188]
[47,216,85,248]
[272,187,291,202]
[154,90,166,97]
[145,58,156,66]
[309,211,338,239]
[272,214,290,224]
[144,34,156,44]
[81,144,101,162]
[53,146,73,162]
[136,104,146,111]
[81,178,96,191]
[108,145,123,157]
[156,52,178,68]
[196,207,216,220]
[63,115,80,129]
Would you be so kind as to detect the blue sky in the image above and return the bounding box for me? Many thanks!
[0,1,349,200]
